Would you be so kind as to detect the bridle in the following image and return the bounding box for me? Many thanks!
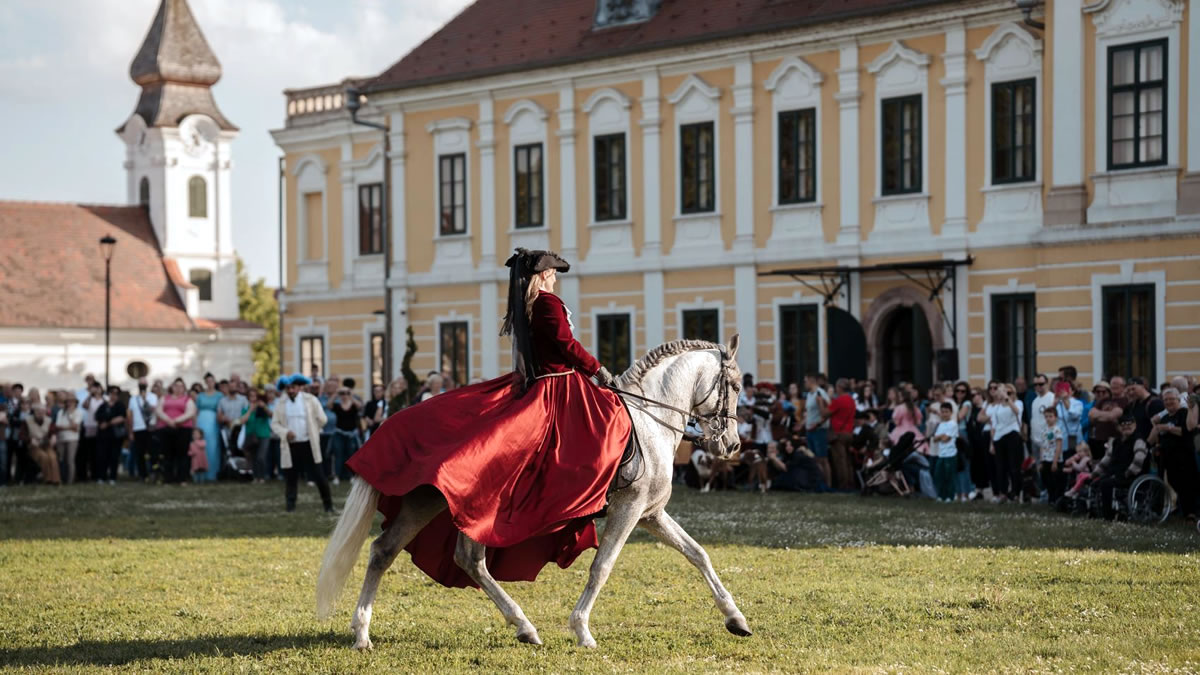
[605,348,740,453]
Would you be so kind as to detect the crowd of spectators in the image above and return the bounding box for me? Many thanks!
[682,368,1200,522]
[0,365,459,505]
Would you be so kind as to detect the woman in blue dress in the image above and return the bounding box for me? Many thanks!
[193,373,223,481]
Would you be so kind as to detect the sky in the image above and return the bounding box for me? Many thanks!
[0,0,473,287]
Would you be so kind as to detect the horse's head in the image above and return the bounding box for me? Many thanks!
[694,334,743,459]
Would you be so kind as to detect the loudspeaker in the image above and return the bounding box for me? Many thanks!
[936,348,959,381]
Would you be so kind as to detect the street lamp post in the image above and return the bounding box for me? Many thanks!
[346,86,393,384]
[99,235,117,388]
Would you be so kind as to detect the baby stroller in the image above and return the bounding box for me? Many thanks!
[861,431,919,496]
[218,428,255,482]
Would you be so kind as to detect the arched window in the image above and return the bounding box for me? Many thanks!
[188,176,207,218]
[138,177,150,206]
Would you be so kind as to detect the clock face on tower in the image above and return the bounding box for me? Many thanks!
[179,115,218,158]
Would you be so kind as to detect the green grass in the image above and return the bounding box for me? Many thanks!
[2,482,1199,673]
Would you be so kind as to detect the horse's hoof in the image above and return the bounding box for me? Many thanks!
[577,636,598,649]
[725,616,752,637]
[516,629,542,646]
[353,638,373,651]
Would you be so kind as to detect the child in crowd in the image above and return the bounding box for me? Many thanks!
[1062,442,1094,498]
[188,428,208,484]
[932,402,959,503]
[1039,407,1065,502]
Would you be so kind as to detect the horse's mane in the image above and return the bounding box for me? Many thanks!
[615,339,722,389]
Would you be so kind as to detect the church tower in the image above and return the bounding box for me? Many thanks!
[117,0,239,320]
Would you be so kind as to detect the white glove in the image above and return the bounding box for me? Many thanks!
[595,366,614,387]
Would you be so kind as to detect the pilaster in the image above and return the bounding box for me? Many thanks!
[1047,0,1086,226]
[733,264,758,376]
[339,139,355,289]
[639,68,663,258]
[477,96,497,266]
[732,54,755,253]
[388,111,407,278]
[1183,0,1200,215]
[480,280,499,378]
[835,41,862,247]
[557,82,579,259]
[643,270,664,348]
[941,23,969,241]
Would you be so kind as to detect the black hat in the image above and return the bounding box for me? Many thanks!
[504,248,570,274]
[1118,413,1136,425]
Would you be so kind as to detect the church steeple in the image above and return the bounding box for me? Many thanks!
[122,0,236,132]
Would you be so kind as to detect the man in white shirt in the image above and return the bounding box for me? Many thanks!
[80,382,105,482]
[270,374,334,513]
[128,378,159,480]
[1027,374,1055,467]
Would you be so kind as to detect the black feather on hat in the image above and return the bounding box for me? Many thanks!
[500,248,571,392]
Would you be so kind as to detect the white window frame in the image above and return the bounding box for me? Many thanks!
[361,316,385,391]
[427,117,473,239]
[668,74,722,219]
[675,298,725,343]
[435,312,474,386]
[590,303,637,371]
[294,321,330,378]
[503,99,550,232]
[770,291,827,383]
[975,23,1044,188]
[868,41,930,199]
[765,56,824,207]
[1090,264,1166,386]
[981,279,1038,385]
[292,154,329,290]
[583,87,633,227]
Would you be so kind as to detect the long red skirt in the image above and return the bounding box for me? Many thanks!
[346,371,631,588]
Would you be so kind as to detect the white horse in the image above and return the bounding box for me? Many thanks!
[316,335,751,649]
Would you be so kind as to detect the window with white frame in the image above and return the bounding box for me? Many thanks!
[1107,39,1167,170]
[778,109,816,203]
[990,293,1036,384]
[358,183,383,254]
[778,304,819,387]
[188,175,207,218]
[991,80,1036,184]
[514,143,544,228]
[1102,284,1155,380]
[438,153,467,236]
[189,269,212,302]
[300,335,324,379]
[369,332,385,387]
[593,133,626,221]
[439,321,469,386]
[680,122,715,213]
[880,95,922,195]
[597,313,632,374]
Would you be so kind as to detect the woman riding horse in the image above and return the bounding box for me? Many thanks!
[343,248,631,589]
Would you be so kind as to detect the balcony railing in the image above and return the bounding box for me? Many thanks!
[283,77,371,128]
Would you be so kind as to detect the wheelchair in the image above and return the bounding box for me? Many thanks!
[1062,473,1172,525]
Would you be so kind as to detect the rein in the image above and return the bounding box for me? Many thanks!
[601,353,739,444]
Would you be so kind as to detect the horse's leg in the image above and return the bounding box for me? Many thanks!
[453,534,542,645]
[568,505,641,648]
[640,510,752,637]
[350,486,447,651]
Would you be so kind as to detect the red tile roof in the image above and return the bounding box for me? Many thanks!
[0,201,195,331]
[370,0,952,91]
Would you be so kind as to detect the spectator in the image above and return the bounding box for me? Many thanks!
[931,402,958,503]
[1126,377,1163,443]
[79,382,104,483]
[827,378,856,491]
[420,374,444,403]
[385,376,411,417]
[74,374,97,408]
[217,379,248,468]
[803,374,831,489]
[1149,388,1197,521]
[1061,443,1094,499]
[54,394,82,484]
[888,387,924,449]
[328,386,362,484]
[94,386,127,485]
[1110,375,1128,405]
[128,378,158,481]
[1090,415,1148,520]
[1087,381,1123,461]
[856,381,879,412]
[156,378,197,484]
[1028,374,1054,467]
[979,381,1024,503]
[240,389,273,484]
[1054,380,1084,456]
[1038,406,1065,502]
[270,374,334,513]
[951,381,976,501]
[363,384,387,440]
[24,404,59,485]
[194,373,222,482]
[264,387,282,479]
[188,428,209,483]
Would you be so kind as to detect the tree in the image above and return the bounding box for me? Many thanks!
[236,258,280,388]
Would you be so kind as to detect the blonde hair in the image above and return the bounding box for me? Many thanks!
[525,270,552,320]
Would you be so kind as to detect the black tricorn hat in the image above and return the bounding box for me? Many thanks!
[504,247,570,274]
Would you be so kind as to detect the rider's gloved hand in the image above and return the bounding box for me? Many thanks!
[595,366,614,387]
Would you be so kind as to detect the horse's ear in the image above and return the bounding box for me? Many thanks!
[727,333,740,360]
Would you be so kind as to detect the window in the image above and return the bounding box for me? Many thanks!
[369,333,385,387]
[439,321,469,386]
[778,304,818,388]
[438,153,467,235]
[680,122,715,213]
[189,269,212,302]
[991,294,1036,384]
[991,79,1036,184]
[881,95,922,195]
[358,183,383,255]
[594,133,627,221]
[1103,285,1155,380]
[138,177,150,206]
[682,308,720,343]
[300,336,324,379]
[778,109,816,203]
[1108,40,1167,170]
[514,143,544,228]
[188,175,207,217]
[597,314,632,374]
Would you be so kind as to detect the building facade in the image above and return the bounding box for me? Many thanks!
[271,0,1200,395]
[0,0,259,390]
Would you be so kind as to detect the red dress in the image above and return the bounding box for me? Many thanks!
[347,291,631,588]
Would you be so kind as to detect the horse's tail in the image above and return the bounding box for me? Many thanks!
[316,476,379,620]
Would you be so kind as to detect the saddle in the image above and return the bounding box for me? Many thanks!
[606,395,644,495]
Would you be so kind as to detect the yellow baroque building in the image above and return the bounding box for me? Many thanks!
[271,0,1200,395]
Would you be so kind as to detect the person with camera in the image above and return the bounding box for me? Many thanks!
[128,378,158,481]
[803,374,832,489]
[94,386,127,485]
[239,389,274,483]
[1149,388,1197,521]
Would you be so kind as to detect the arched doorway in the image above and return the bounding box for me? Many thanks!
[879,305,933,392]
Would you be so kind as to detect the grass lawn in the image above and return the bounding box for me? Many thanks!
[2,481,1199,673]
